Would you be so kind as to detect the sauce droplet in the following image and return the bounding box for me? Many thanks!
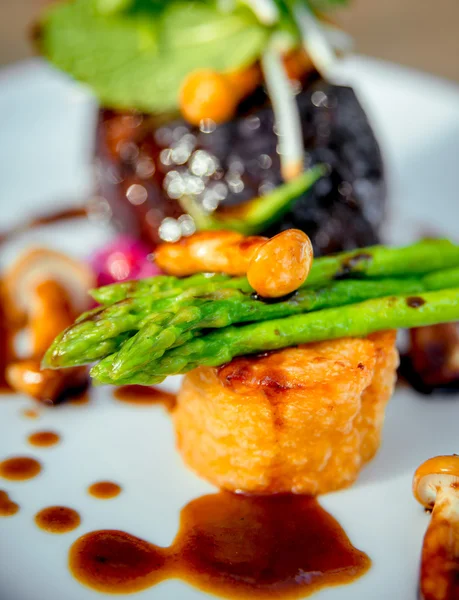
[69,492,370,597]
[88,481,122,500]
[22,408,40,419]
[0,456,42,481]
[27,431,61,447]
[113,386,176,410]
[0,490,19,517]
[35,506,81,534]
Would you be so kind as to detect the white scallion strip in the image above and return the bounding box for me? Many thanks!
[261,47,304,181]
[241,0,279,25]
[292,1,336,78]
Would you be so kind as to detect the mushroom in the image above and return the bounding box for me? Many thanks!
[247,229,313,298]
[3,248,93,403]
[413,455,459,600]
[3,247,94,326]
[6,359,87,405]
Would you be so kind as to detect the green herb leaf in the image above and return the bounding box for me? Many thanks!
[39,0,270,113]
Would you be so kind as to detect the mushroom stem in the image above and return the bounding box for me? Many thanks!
[420,486,459,600]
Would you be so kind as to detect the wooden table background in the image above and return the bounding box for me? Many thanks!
[1,0,459,82]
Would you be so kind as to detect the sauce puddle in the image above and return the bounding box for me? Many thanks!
[0,456,42,481]
[88,481,122,499]
[0,490,19,516]
[27,431,61,447]
[113,386,176,410]
[69,491,370,598]
[35,506,81,533]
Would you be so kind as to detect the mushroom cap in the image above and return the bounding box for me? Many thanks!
[3,248,94,324]
[247,229,313,298]
[413,455,459,508]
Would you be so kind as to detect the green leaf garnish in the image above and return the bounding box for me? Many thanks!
[179,164,326,235]
[39,0,270,113]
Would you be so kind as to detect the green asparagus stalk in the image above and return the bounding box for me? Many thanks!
[90,276,422,380]
[181,165,326,236]
[92,266,459,382]
[90,239,459,306]
[44,289,197,367]
[92,288,459,385]
[91,273,233,305]
[44,264,459,370]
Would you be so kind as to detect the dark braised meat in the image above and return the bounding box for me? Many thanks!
[400,324,459,394]
[94,80,385,255]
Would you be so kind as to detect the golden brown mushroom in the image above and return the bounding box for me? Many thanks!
[154,230,267,276]
[155,228,313,298]
[247,229,313,298]
[3,249,94,403]
[413,455,459,600]
[3,247,93,326]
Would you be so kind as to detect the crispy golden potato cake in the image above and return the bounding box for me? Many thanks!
[173,332,398,495]
[358,330,399,463]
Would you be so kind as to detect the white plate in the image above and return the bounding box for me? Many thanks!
[1,57,459,600]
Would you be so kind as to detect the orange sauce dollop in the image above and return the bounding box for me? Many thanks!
[35,506,81,534]
[0,490,19,517]
[22,408,40,419]
[88,481,122,500]
[0,456,42,481]
[27,431,60,447]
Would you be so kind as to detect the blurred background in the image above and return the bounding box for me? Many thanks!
[1,0,459,81]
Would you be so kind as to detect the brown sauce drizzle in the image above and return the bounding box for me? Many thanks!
[0,490,19,517]
[35,506,81,534]
[113,386,176,410]
[22,408,40,419]
[69,492,370,598]
[27,431,61,447]
[0,456,42,481]
[0,280,15,394]
[88,481,122,500]
[0,207,87,246]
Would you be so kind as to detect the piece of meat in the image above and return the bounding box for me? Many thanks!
[400,324,459,393]
[94,80,385,254]
[173,331,398,495]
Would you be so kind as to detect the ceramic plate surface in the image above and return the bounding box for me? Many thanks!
[0,56,459,600]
